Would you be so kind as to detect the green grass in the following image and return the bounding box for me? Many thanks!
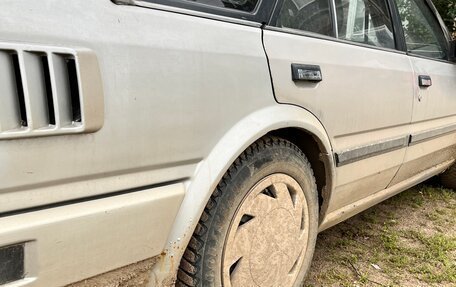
[305,184,456,287]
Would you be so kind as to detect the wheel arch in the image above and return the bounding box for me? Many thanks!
[150,104,336,285]
[268,127,333,221]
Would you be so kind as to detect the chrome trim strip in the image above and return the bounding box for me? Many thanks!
[410,124,456,145]
[335,136,409,167]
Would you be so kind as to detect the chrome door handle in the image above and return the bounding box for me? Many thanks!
[418,75,432,87]
[291,64,322,82]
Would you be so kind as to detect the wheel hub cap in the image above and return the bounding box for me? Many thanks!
[222,173,309,287]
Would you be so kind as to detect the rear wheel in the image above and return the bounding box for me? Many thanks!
[177,137,319,287]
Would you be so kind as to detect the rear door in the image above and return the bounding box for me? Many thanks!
[263,0,415,212]
[389,0,456,185]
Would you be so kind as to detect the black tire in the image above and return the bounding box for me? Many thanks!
[176,136,319,287]
[440,164,456,190]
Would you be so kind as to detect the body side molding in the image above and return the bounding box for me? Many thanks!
[410,123,456,145]
[336,122,456,166]
[335,136,409,167]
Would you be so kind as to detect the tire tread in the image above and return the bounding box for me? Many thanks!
[176,136,315,286]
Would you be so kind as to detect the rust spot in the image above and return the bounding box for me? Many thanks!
[169,255,175,272]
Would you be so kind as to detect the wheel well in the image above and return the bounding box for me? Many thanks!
[268,128,329,210]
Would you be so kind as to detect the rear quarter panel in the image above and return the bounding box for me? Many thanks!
[0,0,275,212]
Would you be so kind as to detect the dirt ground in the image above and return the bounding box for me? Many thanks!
[305,183,456,287]
[70,183,455,287]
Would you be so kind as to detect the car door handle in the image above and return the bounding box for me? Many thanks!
[291,64,322,82]
[418,75,432,87]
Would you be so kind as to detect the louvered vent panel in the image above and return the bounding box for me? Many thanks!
[51,54,75,127]
[0,43,104,139]
[22,52,54,129]
[0,51,23,132]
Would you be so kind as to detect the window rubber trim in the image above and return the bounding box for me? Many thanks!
[267,0,337,37]
[113,0,277,24]
[386,0,407,52]
[262,25,408,56]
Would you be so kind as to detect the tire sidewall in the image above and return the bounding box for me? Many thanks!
[201,141,319,287]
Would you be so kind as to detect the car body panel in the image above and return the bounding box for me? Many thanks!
[319,157,454,230]
[0,183,184,287]
[262,29,414,216]
[389,58,456,184]
[0,0,274,213]
[0,0,454,286]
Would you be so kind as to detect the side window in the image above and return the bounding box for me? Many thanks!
[273,0,396,49]
[395,0,448,59]
[335,0,396,49]
[274,0,334,36]
[182,0,259,12]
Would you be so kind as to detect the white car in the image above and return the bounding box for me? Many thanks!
[0,0,455,286]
